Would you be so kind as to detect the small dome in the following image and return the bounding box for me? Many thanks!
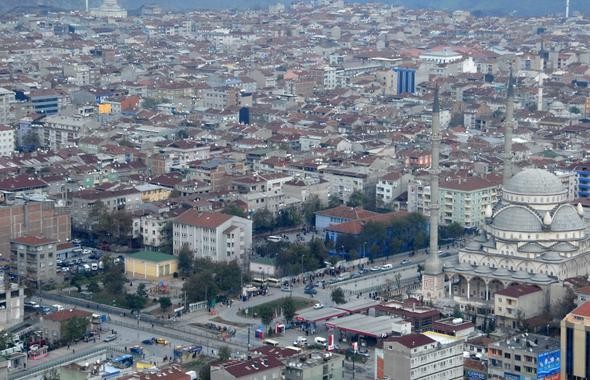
[518,242,547,253]
[465,241,482,251]
[551,241,577,252]
[504,168,565,195]
[551,205,585,231]
[474,265,493,274]
[513,270,531,280]
[493,206,543,232]
[493,268,512,277]
[541,251,563,262]
[531,273,554,283]
[455,262,473,272]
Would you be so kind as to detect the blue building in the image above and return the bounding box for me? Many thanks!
[575,164,590,197]
[30,91,59,114]
[394,67,416,95]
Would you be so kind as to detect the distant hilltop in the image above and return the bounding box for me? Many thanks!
[0,0,587,16]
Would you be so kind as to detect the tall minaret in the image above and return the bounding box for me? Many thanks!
[537,71,544,112]
[421,88,444,302]
[566,0,570,18]
[85,0,89,13]
[503,70,515,186]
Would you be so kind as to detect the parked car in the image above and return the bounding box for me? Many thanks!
[381,264,393,270]
[142,338,155,345]
[155,338,169,345]
[103,335,117,342]
[400,259,412,265]
[313,303,324,310]
[304,287,317,295]
[370,266,381,272]
[293,336,308,346]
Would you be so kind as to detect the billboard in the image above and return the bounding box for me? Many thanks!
[537,349,560,379]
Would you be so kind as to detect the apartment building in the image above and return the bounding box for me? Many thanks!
[494,284,544,330]
[231,173,294,214]
[35,114,99,151]
[0,88,15,124]
[561,301,590,379]
[284,352,344,380]
[203,87,240,110]
[375,332,463,380]
[0,280,24,331]
[407,175,501,228]
[70,188,142,228]
[0,125,15,157]
[10,236,57,288]
[0,199,71,257]
[488,333,560,380]
[376,171,412,209]
[160,140,211,171]
[173,210,252,263]
[321,166,379,204]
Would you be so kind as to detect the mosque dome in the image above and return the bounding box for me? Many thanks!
[551,205,586,231]
[492,206,543,232]
[504,168,565,195]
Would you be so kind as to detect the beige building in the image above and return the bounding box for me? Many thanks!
[284,352,344,380]
[375,332,463,380]
[231,173,294,214]
[0,281,24,331]
[125,251,178,280]
[0,125,14,157]
[173,210,252,263]
[0,88,15,124]
[40,309,92,344]
[10,236,57,288]
[561,301,590,379]
[494,284,544,330]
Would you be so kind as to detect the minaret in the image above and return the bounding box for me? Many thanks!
[85,0,89,13]
[566,0,570,18]
[537,71,544,112]
[421,88,445,302]
[503,70,515,186]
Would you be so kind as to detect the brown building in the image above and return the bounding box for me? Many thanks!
[11,236,58,288]
[40,309,92,343]
[0,200,71,256]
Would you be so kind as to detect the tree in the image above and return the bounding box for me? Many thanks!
[570,106,581,114]
[178,244,193,276]
[158,297,172,312]
[0,332,14,350]
[21,130,40,151]
[61,316,89,343]
[346,190,365,207]
[218,346,232,361]
[183,271,218,303]
[125,294,147,312]
[452,304,463,319]
[282,297,296,322]
[258,304,274,326]
[136,283,148,298]
[253,208,274,233]
[551,287,576,320]
[223,203,246,218]
[102,256,126,295]
[87,280,100,294]
[302,195,322,225]
[331,288,346,304]
[328,194,341,208]
[176,129,189,139]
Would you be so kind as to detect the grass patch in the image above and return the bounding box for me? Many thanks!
[238,297,314,318]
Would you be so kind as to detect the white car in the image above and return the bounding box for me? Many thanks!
[370,266,381,272]
[313,303,324,310]
[401,259,412,265]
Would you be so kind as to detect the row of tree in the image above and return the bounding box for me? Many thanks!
[180,255,243,304]
[256,238,329,276]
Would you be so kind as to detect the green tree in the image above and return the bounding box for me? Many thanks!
[302,195,322,225]
[158,297,172,312]
[136,283,148,298]
[328,194,341,208]
[331,288,346,304]
[218,346,231,361]
[176,129,189,139]
[183,271,218,303]
[570,106,581,114]
[258,304,274,326]
[282,297,296,322]
[87,280,100,293]
[177,244,193,276]
[223,203,246,218]
[125,294,147,312]
[0,332,14,350]
[346,190,365,207]
[61,316,89,343]
[452,304,463,319]
[253,208,274,233]
[21,130,41,151]
[102,256,126,295]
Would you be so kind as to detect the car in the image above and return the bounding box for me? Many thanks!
[370,266,381,272]
[155,338,169,345]
[313,303,324,309]
[304,287,317,295]
[103,335,117,342]
[281,286,292,292]
[400,259,412,265]
[142,338,155,345]
[293,336,308,346]
[381,264,393,270]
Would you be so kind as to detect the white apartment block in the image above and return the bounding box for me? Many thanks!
[407,175,501,228]
[376,172,412,208]
[173,210,252,263]
[232,173,295,214]
[0,125,15,157]
[322,166,379,204]
[0,88,15,124]
[36,115,99,151]
[376,332,463,380]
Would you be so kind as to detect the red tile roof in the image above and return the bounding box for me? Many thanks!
[570,301,590,318]
[12,236,56,246]
[495,284,541,298]
[175,209,233,228]
[386,333,436,349]
[0,175,47,191]
[315,205,377,220]
[326,211,409,235]
[45,309,92,322]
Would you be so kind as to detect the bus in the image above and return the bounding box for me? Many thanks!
[252,277,267,287]
[111,354,134,368]
[266,278,281,288]
[263,339,280,347]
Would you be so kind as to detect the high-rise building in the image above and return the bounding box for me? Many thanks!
[561,301,590,379]
[90,0,127,18]
[393,67,416,94]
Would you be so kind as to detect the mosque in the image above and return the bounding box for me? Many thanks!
[421,75,588,313]
[90,0,128,18]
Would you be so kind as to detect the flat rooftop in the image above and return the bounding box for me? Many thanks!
[295,307,349,323]
[325,313,409,338]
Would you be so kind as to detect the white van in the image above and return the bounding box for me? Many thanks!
[52,304,64,311]
[294,336,307,346]
[381,264,393,270]
[263,339,280,347]
[91,263,98,271]
[314,337,327,347]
